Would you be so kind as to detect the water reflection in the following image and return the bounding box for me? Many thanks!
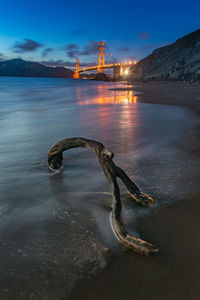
[76,84,138,105]
[76,83,140,164]
[1,78,200,299]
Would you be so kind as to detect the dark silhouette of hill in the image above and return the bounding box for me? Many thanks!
[0,59,73,78]
[130,29,200,82]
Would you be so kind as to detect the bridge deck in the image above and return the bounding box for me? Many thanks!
[78,62,135,73]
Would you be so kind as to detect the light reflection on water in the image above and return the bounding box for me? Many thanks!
[0,77,199,299]
[77,85,138,105]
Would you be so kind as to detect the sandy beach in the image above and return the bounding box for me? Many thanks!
[134,81,200,115]
[1,78,200,299]
[69,81,200,300]
[113,81,200,115]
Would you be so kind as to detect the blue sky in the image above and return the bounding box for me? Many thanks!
[0,0,199,67]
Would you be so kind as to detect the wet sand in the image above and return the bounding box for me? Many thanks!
[69,82,200,300]
[123,81,200,116]
[133,81,200,157]
[1,78,200,299]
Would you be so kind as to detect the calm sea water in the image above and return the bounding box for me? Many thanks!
[0,77,199,299]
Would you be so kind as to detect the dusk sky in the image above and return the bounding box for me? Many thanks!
[0,0,200,67]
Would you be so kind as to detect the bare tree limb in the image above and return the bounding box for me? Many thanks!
[47,137,158,255]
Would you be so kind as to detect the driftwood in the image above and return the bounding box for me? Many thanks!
[47,137,158,255]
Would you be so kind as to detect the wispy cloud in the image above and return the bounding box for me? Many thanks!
[118,47,131,52]
[13,39,43,52]
[66,44,79,50]
[64,41,98,58]
[67,50,80,58]
[42,47,53,57]
[0,52,7,60]
[40,59,75,67]
[137,32,151,40]
[64,44,80,58]
[81,41,98,55]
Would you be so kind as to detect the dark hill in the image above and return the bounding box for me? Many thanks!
[0,59,73,78]
[129,29,200,82]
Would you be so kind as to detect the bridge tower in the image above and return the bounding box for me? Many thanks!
[98,41,105,73]
[75,58,80,73]
[73,58,80,79]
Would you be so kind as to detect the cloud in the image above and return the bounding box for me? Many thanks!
[40,59,75,67]
[118,47,131,52]
[137,32,151,40]
[64,41,98,58]
[64,44,80,58]
[70,29,86,35]
[13,39,43,52]
[0,52,7,60]
[67,50,80,58]
[42,47,53,57]
[66,44,79,50]
[81,40,98,55]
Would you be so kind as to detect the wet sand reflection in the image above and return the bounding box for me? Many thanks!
[76,83,140,156]
[77,84,138,105]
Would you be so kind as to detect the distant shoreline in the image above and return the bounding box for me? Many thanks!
[0,75,74,79]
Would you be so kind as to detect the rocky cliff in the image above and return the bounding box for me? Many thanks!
[129,29,200,82]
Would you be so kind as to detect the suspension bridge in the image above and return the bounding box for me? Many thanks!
[73,41,137,79]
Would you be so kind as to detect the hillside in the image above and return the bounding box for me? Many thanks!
[129,29,200,82]
[0,59,73,78]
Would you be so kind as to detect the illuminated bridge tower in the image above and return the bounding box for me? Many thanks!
[73,58,80,79]
[98,41,105,73]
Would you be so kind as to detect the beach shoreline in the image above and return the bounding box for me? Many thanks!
[1,78,200,299]
[69,81,200,300]
[130,81,200,115]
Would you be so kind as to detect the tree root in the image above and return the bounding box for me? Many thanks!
[47,137,158,255]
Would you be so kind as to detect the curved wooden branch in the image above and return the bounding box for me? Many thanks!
[47,137,158,255]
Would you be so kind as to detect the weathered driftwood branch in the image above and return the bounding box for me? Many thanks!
[47,137,158,255]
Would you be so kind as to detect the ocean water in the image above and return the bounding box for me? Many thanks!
[0,77,199,299]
